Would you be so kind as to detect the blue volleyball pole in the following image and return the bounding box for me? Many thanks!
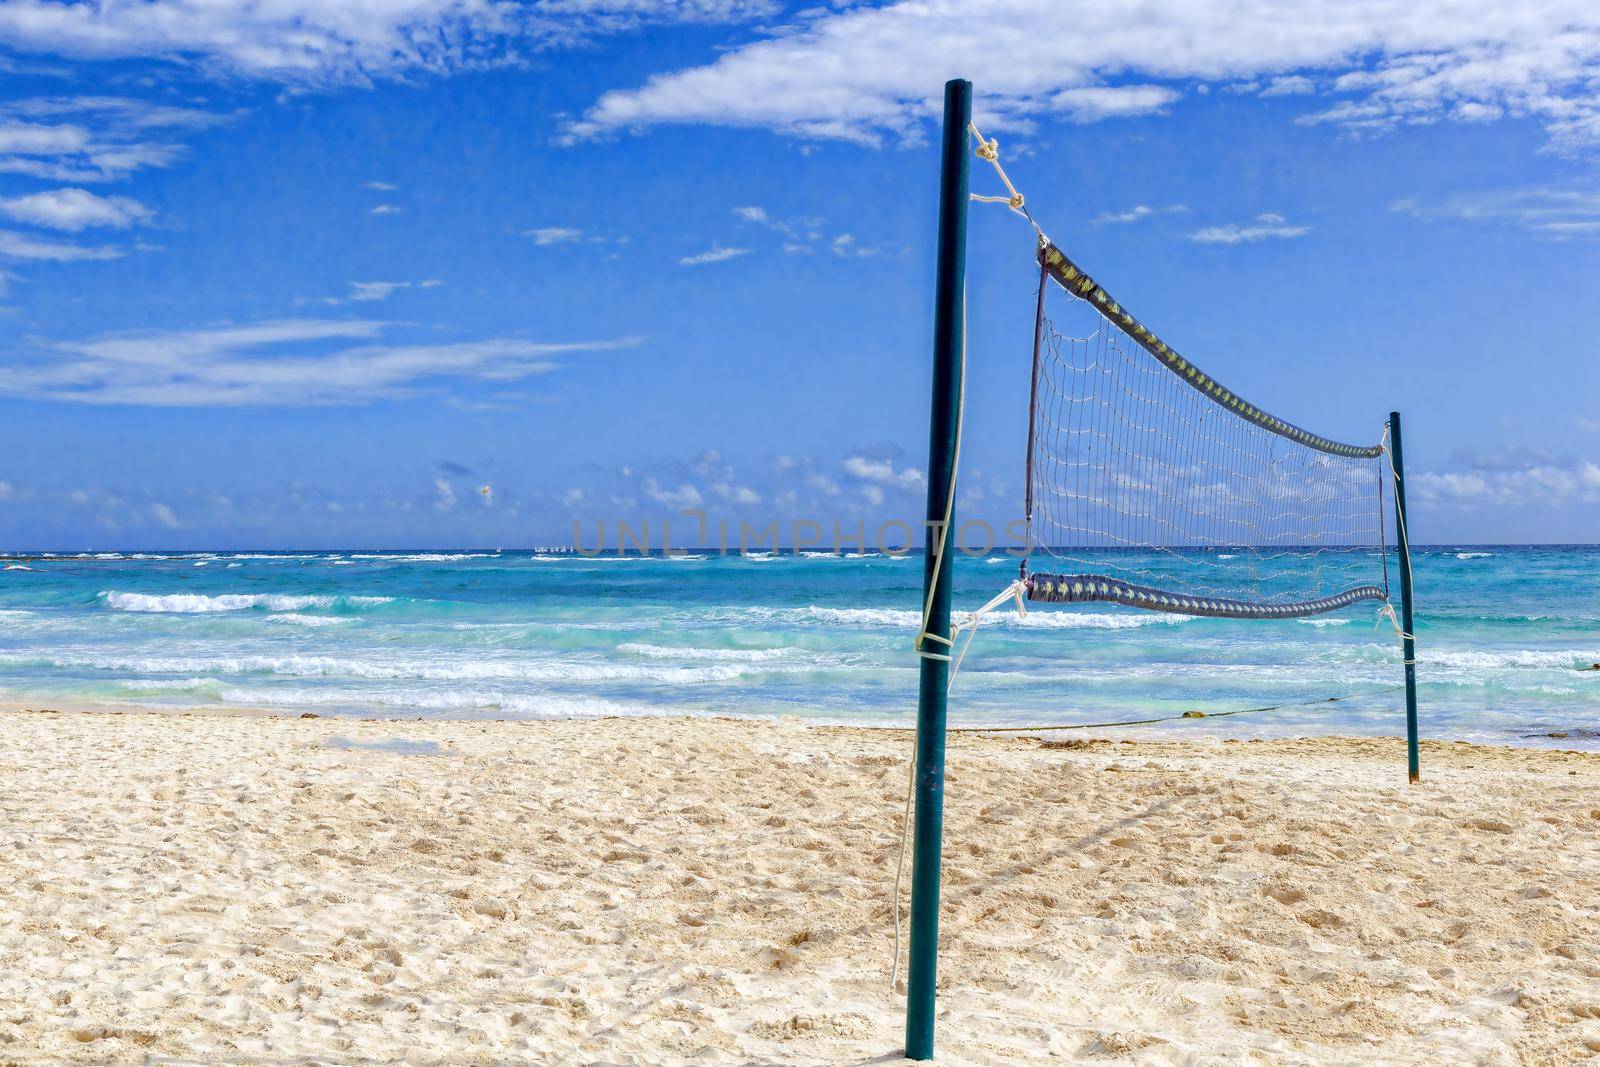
[1389,411,1420,782]
[905,77,970,1062]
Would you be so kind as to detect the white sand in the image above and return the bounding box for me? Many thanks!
[2,706,1598,1064]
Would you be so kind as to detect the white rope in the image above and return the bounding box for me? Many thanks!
[967,121,1047,245]
[949,580,1029,682]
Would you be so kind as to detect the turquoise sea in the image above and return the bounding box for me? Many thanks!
[1,547,1597,747]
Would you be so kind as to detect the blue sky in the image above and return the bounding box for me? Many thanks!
[0,0,1597,549]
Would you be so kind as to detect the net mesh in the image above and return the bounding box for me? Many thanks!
[1024,242,1389,619]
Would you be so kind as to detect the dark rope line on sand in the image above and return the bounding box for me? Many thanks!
[946,685,1408,734]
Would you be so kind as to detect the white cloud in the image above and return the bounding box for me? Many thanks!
[566,0,1600,151]
[1,319,639,405]
[842,454,924,491]
[0,228,121,260]
[0,119,87,154]
[1392,187,1600,237]
[0,98,214,182]
[371,204,401,215]
[1092,203,1188,225]
[0,187,150,230]
[733,206,767,223]
[364,180,398,191]
[713,483,761,505]
[1261,74,1315,97]
[346,281,409,302]
[643,479,703,508]
[1188,213,1310,244]
[148,502,180,529]
[1051,85,1179,122]
[433,478,457,512]
[1413,460,1600,508]
[679,245,749,266]
[0,0,777,84]
[806,473,840,495]
[525,226,584,245]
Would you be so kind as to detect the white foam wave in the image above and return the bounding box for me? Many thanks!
[215,686,670,719]
[1297,618,1352,627]
[618,643,800,662]
[347,553,498,562]
[4,649,755,684]
[4,563,34,571]
[1422,648,1600,671]
[1455,552,1494,560]
[98,591,394,614]
[121,678,218,692]
[268,613,353,627]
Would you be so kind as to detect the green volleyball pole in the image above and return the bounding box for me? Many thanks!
[905,77,970,1062]
[1389,411,1420,783]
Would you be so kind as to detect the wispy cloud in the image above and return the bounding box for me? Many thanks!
[1,318,640,406]
[0,0,778,85]
[0,97,217,183]
[1414,458,1600,508]
[679,245,749,266]
[1392,187,1600,238]
[323,279,441,305]
[0,228,122,261]
[642,479,704,508]
[1092,203,1188,225]
[524,226,584,245]
[566,1,1600,151]
[370,204,401,216]
[1188,213,1310,244]
[0,187,150,230]
[1260,74,1315,97]
[347,281,408,303]
[841,454,924,491]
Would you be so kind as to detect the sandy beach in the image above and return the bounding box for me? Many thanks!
[1,706,1598,1065]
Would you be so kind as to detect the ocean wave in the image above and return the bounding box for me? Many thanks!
[1421,648,1600,671]
[4,563,34,571]
[618,643,801,662]
[98,591,394,614]
[120,678,220,692]
[347,553,499,562]
[2,649,760,684]
[268,613,353,627]
[1455,551,1494,560]
[1297,618,1352,627]
[214,686,675,718]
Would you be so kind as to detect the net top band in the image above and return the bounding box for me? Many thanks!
[1038,242,1383,460]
